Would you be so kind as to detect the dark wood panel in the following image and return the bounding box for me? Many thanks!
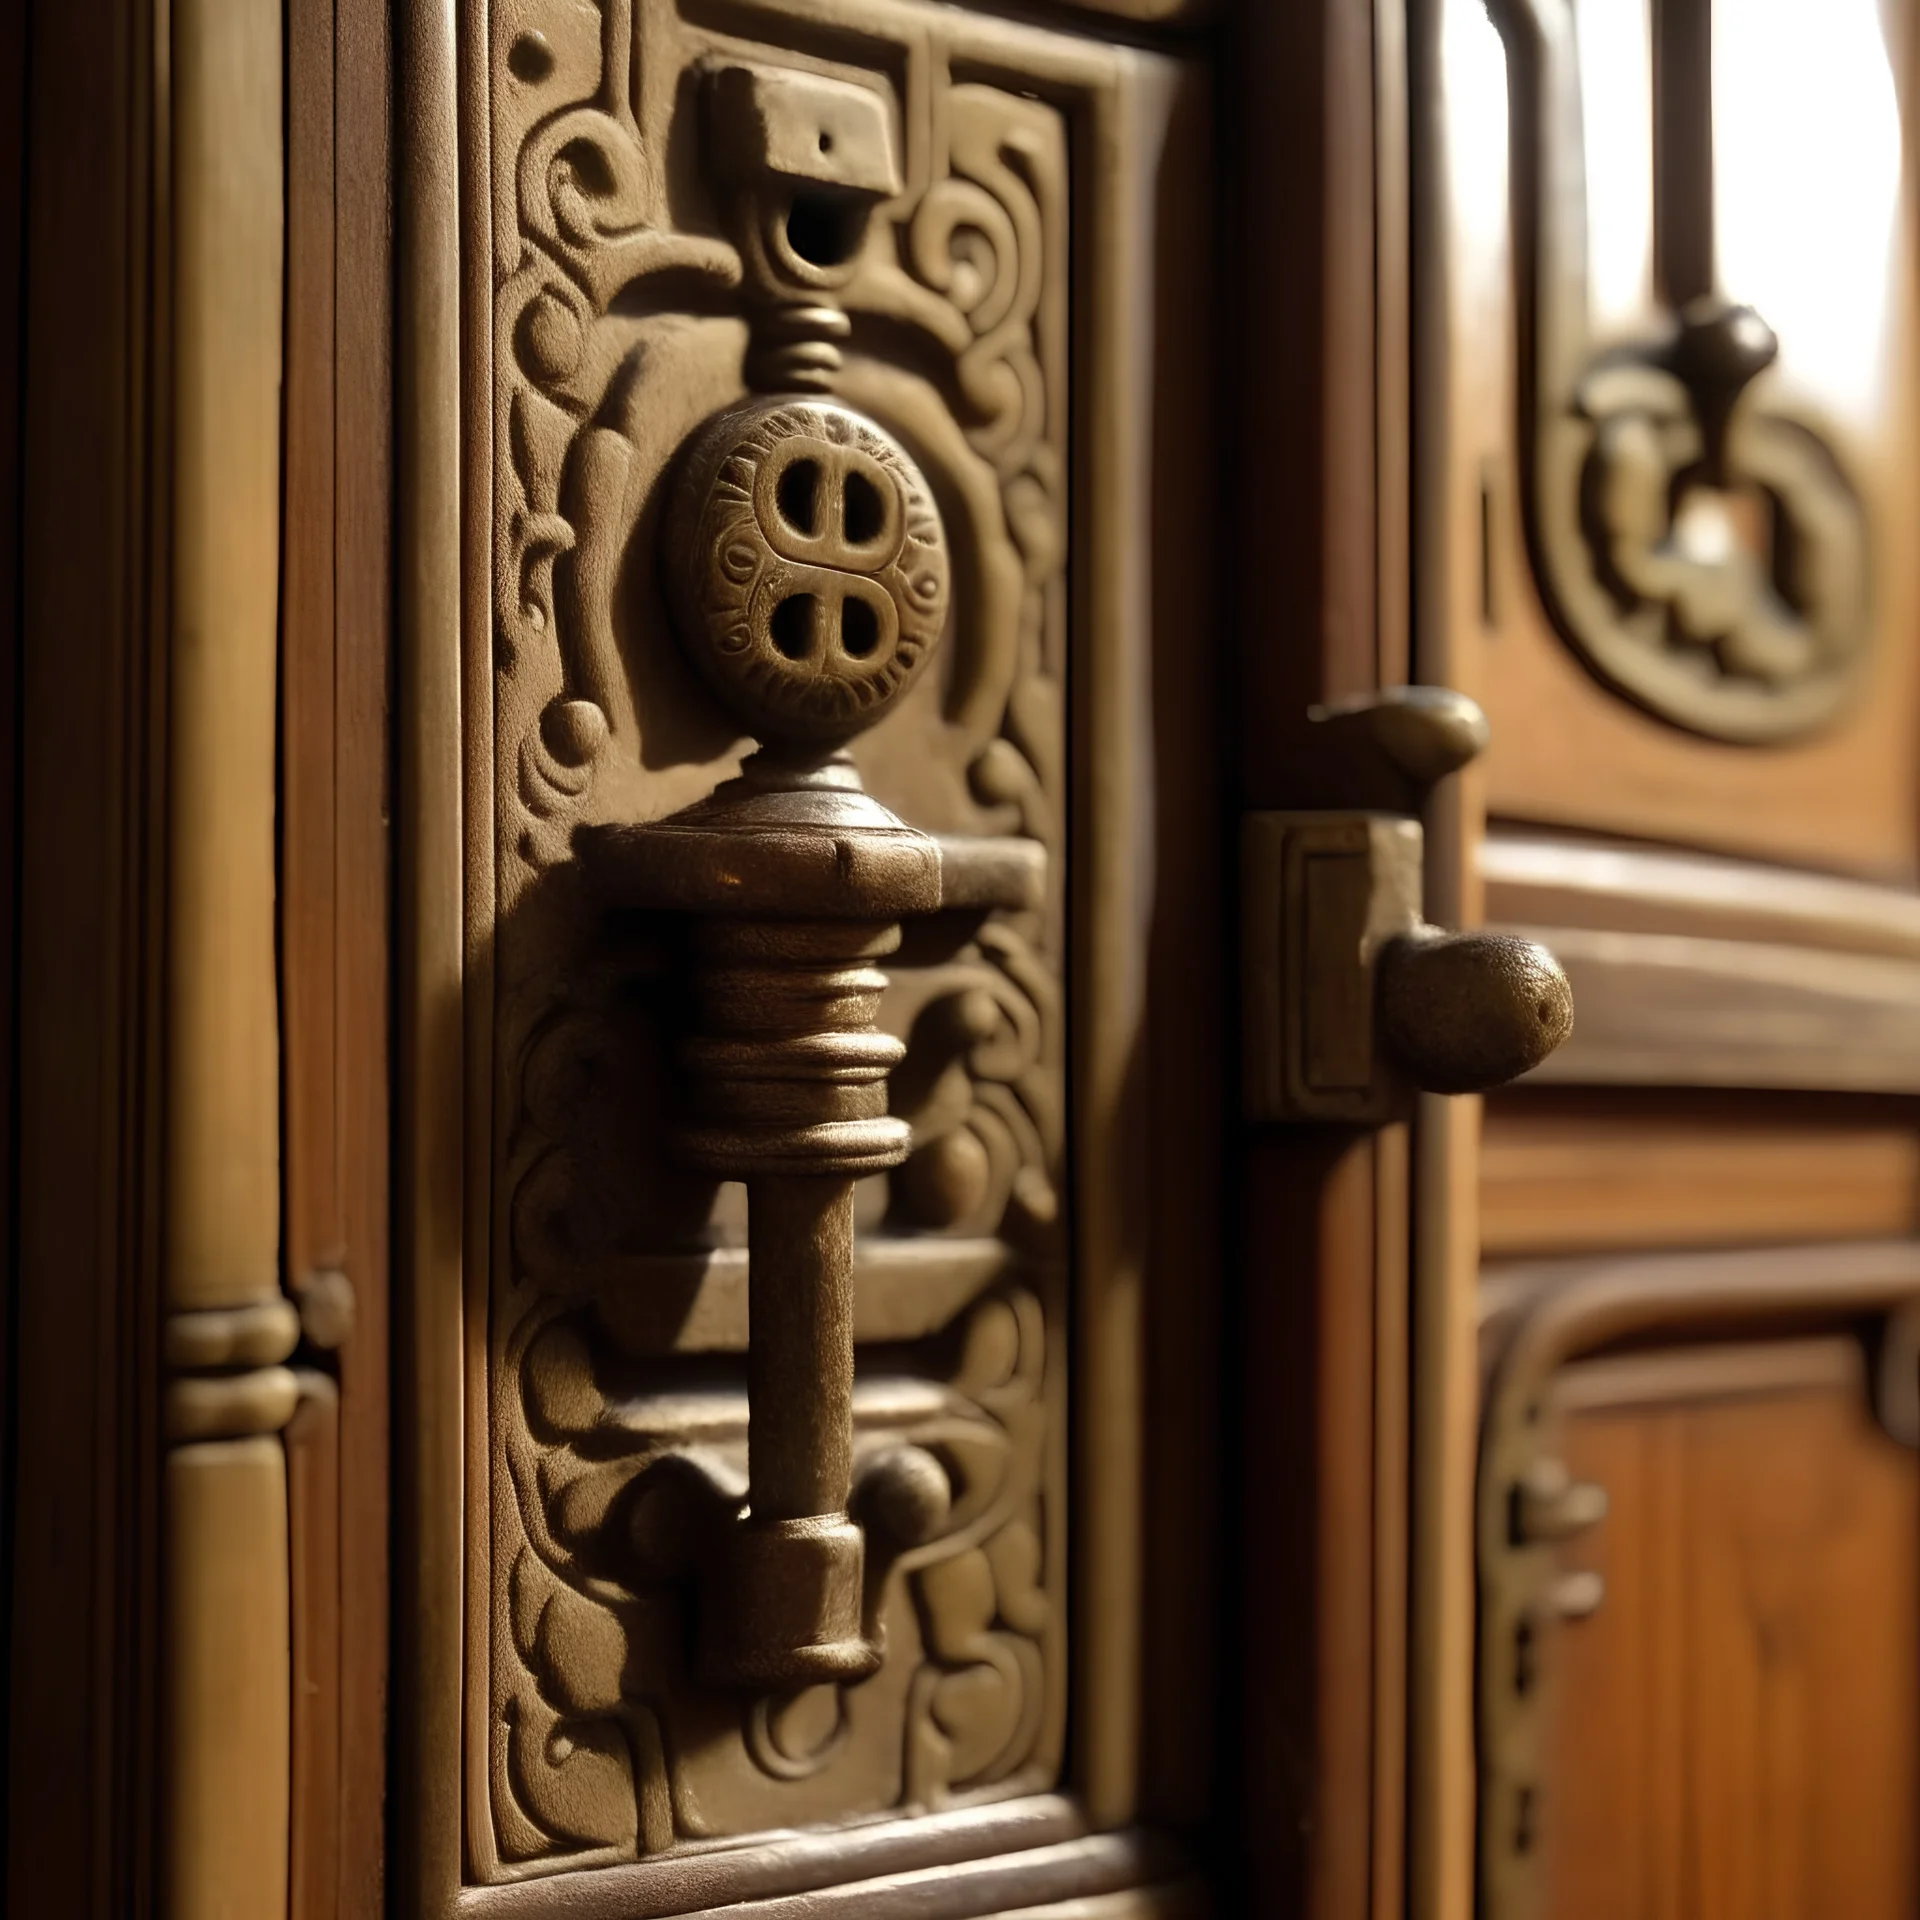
[7,0,166,1910]
[1238,1131,1391,1920]
[1545,1368,1920,1919]
[282,0,391,1907]
[0,3,24,1842]
[1482,1091,1920,1256]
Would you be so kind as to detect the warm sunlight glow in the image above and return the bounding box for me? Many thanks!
[1444,0,1512,273]
[1713,0,1903,423]
[1578,0,1657,330]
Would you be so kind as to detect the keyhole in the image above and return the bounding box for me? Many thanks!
[843,470,884,547]
[785,190,866,268]
[777,459,820,538]
[841,597,879,658]
[770,595,816,660]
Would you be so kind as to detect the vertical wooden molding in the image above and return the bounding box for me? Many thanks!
[1408,1087,1481,1920]
[164,0,290,1916]
[168,0,282,1308]
[1371,1123,1412,1920]
[282,0,393,1906]
[287,1376,343,1920]
[1409,0,1496,1905]
[1076,56,1164,1831]
[1407,749,1485,1920]
[395,0,466,1906]
[164,1436,293,1917]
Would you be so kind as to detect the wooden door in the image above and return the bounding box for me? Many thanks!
[1429,0,1920,1915]
[6,0,1920,1916]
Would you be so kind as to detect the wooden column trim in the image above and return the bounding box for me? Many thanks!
[164,0,290,1915]
[394,0,468,1904]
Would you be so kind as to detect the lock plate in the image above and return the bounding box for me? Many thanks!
[1242,812,1425,1123]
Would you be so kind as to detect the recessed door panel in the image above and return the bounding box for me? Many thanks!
[1425,0,1920,877]
[395,2,1211,1911]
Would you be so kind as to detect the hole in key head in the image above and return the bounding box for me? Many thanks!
[507,30,554,82]
[843,469,884,547]
[776,458,820,538]
[841,595,879,658]
[785,189,866,268]
[770,595,816,660]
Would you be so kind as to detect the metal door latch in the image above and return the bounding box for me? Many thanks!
[1242,688,1573,1122]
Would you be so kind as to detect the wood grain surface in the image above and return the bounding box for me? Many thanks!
[1482,1092,1920,1255]
[282,0,392,1907]
[1544,1362,1919,1919]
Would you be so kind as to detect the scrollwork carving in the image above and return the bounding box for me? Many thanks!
[888,925,1061,1240]
[490,1287,1054,1864]
[1543,299,1869,740]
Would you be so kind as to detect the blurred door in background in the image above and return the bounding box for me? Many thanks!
[1430,2,1920,1916]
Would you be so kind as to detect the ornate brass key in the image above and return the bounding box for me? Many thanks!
[587,395,953,1688]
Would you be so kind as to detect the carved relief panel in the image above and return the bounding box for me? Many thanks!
[487,4,1068,1876]
[1423,0,1920,876]
[399,3,1194,1907]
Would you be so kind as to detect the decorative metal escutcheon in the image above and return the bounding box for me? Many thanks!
[1494,0,1872,742]
[662,399,951,745]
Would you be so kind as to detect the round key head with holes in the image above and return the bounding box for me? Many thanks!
[662,397,950,749]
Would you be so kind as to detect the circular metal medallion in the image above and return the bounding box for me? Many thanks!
[663,397,950,749]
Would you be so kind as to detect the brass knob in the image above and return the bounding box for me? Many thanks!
[1378,927,1574,1096]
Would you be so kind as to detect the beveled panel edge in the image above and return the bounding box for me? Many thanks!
[1549,1336,1863,1416]
[1504,923,1920,1093]
[1486,821,1920,1092]
[452,1810,1183,1919]
[1478,1241,1920,1408]
[1482,827,1920,959]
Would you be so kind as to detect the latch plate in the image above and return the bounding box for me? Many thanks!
[1242,812,1425,1123]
